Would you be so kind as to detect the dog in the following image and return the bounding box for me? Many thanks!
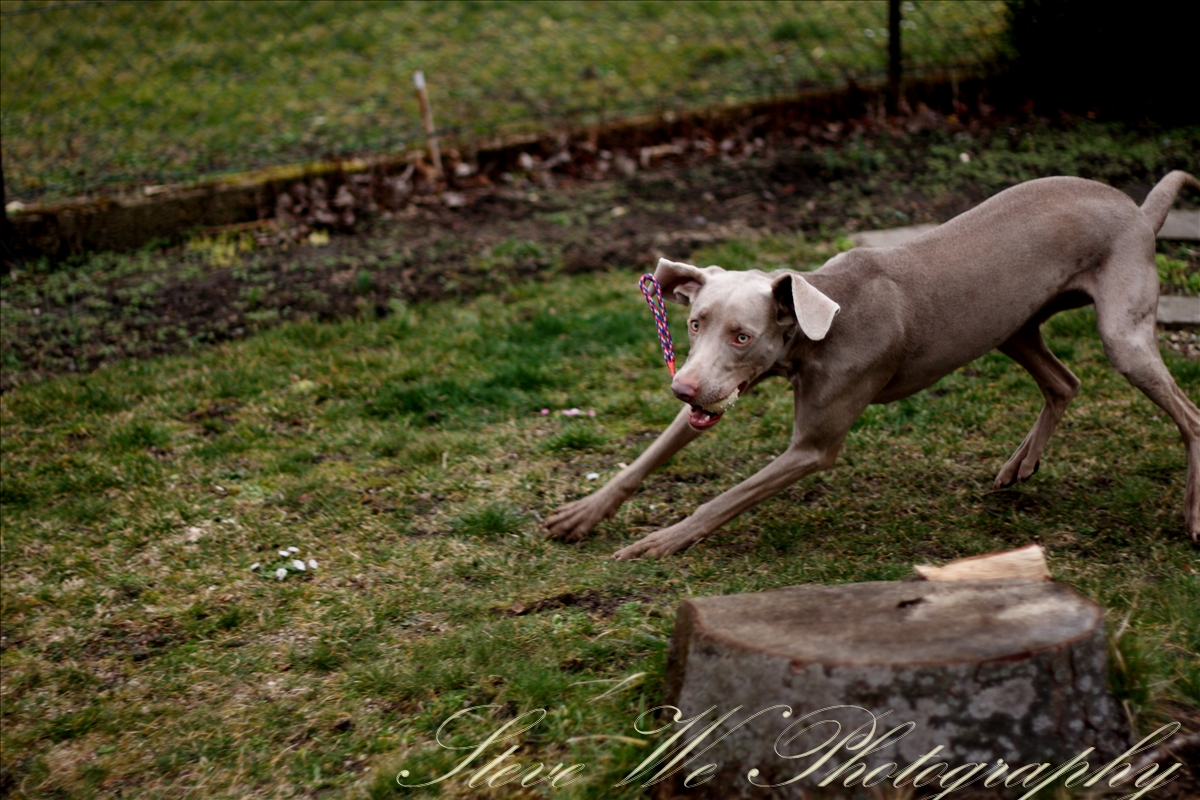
[545,171,1200,558]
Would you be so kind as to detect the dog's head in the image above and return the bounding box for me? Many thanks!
[654,258,839,430]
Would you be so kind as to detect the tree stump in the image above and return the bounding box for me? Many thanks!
[661,580,1130,798]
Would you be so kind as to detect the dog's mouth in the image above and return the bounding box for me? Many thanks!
[688,382,748,430]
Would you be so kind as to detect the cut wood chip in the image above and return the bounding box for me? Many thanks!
[914,542,1050,582]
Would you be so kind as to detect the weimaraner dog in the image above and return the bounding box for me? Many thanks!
[545,171,1200,558]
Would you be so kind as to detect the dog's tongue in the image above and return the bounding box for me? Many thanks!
[688,406,723,429]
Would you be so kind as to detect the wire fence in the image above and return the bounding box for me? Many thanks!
[1,0,1007,205]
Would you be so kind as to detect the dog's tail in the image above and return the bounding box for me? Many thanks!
[1141,170,1200,233]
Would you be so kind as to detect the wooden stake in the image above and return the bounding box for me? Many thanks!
[914,543,1051,582]
[413,70,443,179]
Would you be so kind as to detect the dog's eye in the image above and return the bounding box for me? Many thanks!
[735,333,751,344]
[689,320,699,332]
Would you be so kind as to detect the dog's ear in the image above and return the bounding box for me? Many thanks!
[654,258,707,305]
[772,272,840,340]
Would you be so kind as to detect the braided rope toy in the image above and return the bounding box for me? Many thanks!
[639,273,676,377]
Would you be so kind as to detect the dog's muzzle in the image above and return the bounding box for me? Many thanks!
[687,384,745,430]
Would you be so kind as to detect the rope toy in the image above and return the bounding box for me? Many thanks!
[639,273,676,377]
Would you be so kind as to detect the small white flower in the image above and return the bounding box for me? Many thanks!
[275,568,288,580]
[959,152,971,163]
[287,546,300,553]
[307,559,318,570]
[278,550,289,558]
[586,472,600,480]
[292,559,307,572]
[250,562,261,571]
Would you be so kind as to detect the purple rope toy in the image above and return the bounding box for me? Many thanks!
[639,273,676,377]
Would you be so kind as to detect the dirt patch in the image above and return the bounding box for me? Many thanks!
[1150,701,1200,799]
[506,588,668,618]
[83,618,187,662]
[181,401,241,435]
[3,110,1197,392]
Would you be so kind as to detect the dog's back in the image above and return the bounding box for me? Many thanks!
[819,177,1162,395]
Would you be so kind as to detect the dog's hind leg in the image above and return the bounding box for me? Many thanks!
[1093,245,1200,540]
[994,321,1082,488]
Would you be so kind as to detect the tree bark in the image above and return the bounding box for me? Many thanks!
[662,580,1129,798]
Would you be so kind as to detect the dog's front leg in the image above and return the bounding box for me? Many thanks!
[544,404,703,542]
[612,440,839,560]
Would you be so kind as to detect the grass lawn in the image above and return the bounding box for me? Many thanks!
[4,116,1198,394]
[0,0,1005,200]
[1,237,1198,797]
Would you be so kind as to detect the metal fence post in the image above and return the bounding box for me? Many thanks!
[887,0,902,115]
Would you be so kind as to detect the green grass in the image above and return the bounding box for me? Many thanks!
[1158,251,1200,295]
[3,116,1196,394]
[0,0,1006,200]
[1,252,1197,797]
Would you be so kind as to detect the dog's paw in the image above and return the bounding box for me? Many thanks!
[611,540,655,561]
[544,495,611,542]
[994,457,1039,489]
[612,524,699,560]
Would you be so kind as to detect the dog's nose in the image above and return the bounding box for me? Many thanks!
[671,377,699,403]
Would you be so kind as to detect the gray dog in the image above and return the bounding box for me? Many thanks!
[545,171,1200,558]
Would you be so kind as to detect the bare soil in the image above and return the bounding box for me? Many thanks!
[3,109,1197,392]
